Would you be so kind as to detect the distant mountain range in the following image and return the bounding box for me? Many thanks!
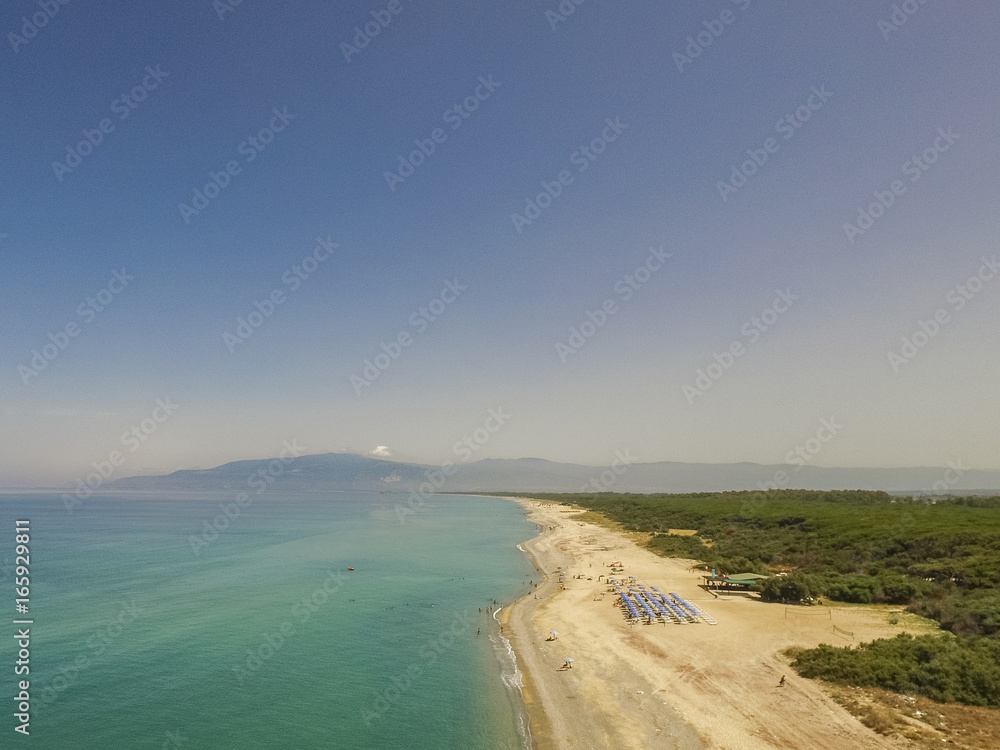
[108,452,1000,495]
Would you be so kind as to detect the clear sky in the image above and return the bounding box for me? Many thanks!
[2,0,998,486]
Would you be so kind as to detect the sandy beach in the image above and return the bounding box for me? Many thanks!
[502,498,932,750]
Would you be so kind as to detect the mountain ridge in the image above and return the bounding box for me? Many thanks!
[107,452,1000,494]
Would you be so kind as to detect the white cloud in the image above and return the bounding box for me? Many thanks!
[370,445,392,458]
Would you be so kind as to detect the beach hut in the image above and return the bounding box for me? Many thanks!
[703,572,768,591]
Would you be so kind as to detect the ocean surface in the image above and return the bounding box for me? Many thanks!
[0,491,538,749]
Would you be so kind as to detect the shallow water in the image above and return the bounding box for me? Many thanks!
[0,492,537,748]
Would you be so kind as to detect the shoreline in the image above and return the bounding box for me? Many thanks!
[501,497,703,749]
[499,496,926,749]
[497,510,556,748]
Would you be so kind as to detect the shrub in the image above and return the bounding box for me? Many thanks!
[792,633,1000,707]
[757,573,815,603]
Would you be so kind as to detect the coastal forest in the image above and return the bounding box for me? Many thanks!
[508,490,1000,707]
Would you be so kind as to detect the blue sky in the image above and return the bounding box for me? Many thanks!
[2,0,998,485]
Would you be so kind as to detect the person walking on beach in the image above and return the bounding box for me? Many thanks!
[778,675,786,687]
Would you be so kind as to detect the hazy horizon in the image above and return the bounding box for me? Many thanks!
[6,449,1000,493]
[4,1,999,486]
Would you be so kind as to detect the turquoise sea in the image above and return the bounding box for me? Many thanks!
[0,492,538,749]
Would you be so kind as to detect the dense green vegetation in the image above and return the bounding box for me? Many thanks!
[792,634,1000,707]
[515,490,1000,636]
[505,490,1000,707]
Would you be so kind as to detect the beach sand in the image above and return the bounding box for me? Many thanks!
[503,498,929,750]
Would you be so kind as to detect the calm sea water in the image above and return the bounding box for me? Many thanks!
[0,492,537,749]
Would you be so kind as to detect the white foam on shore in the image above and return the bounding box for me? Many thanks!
[491,606,532,749]
[491,607,524,691]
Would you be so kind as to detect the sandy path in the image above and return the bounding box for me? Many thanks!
[503,499,924,750]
